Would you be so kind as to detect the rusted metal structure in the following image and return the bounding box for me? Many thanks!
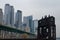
[37,15,56,40]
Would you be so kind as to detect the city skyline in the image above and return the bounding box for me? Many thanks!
[0,3,36,34]
[0,0,60,37]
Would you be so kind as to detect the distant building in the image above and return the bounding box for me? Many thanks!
[15,10,22,29]
[33,20,38,34]
[25,26,30,32]
[22,23,30,32]
[23,16,33,33]
[4,4,14,26]
[10,6,14,26]
[22,23,26,31]
[0,9,3,25]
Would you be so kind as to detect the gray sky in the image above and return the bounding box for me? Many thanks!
[0,0,60,37]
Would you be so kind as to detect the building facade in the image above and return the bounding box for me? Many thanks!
[10,6,14,26]
[0,9,3,25]
[23,16,33,33]
[4,4,14,26]
[15,10,22,29]
[33,20,38,34]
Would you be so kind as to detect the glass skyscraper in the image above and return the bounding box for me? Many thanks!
[15,10,22,29]
[23,16,34,33]
[10,6,14,26]
[4,4,14,26]
[33,20,38,34]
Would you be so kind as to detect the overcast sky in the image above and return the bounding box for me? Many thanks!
[0,0,60,37]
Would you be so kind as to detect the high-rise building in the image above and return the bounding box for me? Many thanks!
[0,9,3,25]
[15,10,22,29]
[22,23,30,32]
[23,16,33,33]
[4,4,14,26]
[4,4,10,25]
[22,23,26,31]
[33,20,38,34]
[10,6,14,26]
[32,20,35,33]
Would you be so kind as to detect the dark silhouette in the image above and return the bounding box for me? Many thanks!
[37,15,56,40]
